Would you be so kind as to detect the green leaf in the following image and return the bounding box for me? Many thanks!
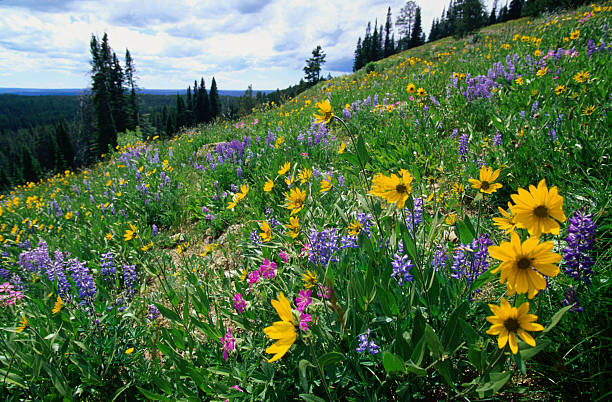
[442,302,468,352]
[424,325,443,359]
[376,285,398,316]
[520,339,550,360]
[299,394,327,402]
[356,132,370,165]
[155,303,181,323]
[111,382,133,401]
[136,386,171,401]
[383,351,405,374]
[340,152,360,168]
[318,352,344,369]
[299,359,314,393]
[456,219,475,244]
[541,305,572,334]
[405,360,427,376]
[476,371,512,398]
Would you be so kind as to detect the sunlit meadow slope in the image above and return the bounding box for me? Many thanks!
[0,3,610,400]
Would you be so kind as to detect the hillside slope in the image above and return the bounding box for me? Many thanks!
[0,3,610,400]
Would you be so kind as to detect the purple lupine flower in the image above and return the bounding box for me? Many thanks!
[250,229,261,248]
[258,259,277,280]
[308,228,340,266]
[296,289,312,313]
[337,174,345,187]
[458,134,469,161]
[220,328,235,360]
[18,241,51,273]
[431,243,448,271]
[147,304,161,324]
[342,108,351,120]
[451,234,492,284]
[151,224,159,237]
[340,235,359,249]
[357,212,374,237]
[405,197,423,233]
[233,293,246,313]
[562,285,583,313]
[67,258,97,305]
[356,329,379,355]
[123,264,137,300]
[391,253,414,286]
[563,209,597,284]
[493,132,503,146]
[100,251,116,280]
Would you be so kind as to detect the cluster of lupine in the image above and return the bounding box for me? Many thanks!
[307,227,358,266]
[451,234,493,285]
[356,329,380,355]
[563,209,597,285]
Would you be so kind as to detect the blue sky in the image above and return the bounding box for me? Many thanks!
[0,0,492,90]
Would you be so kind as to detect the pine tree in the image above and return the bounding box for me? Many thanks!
[455,0,485,37]
[371,22,379,61]
[209,77,221,120]
[90,34,116,155]
[396,1,418,50]
[20,145,40,183]
[384,7,394,58]
[353,37,364,71]
[110,52,128,133]
[362,22,372,64]
[303,45,326,85]
[55,118,75,169]
[410,7,424,48]
[124,49,139,130]
[176,94,187,131]
[196,78,210,124]
[186,85,194,124]
[508,0,524,20]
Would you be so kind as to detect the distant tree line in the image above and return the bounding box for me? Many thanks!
[354,0,593,71]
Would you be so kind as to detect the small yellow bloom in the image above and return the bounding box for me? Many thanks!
[406,83,416,93]
[285,176,295,186]
[348,221,362,236]
[320,174,333,193]
[286,216,300,238]
[416,87,427,97]
[313,100,334,124]
[275,137,284,149]
[338,142,346,154]
[264,178,274,192]
[583,105,595,116]
[445,213,456,225]
[125,348,135,354]
[570,30,580,39]
[52,296,64,314]
[369,169,413,209]
[302,270,318,288]
[124,223,137,241]
[510,179,566,236]
[514,77,524,85]
[573,70,589,83]
[536,66,548,77]
[65,211,73,220]
[263,293,296,362]
[260,221,272,242]
[298,168,312,184]
[16,316,28,333]
[486,298,544,354]
[492,202,517,234]
[284,188,306,216]
[468,166,503,194]
[278,162,291,176]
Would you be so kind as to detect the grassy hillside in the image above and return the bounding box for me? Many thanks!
[0,3,610,400]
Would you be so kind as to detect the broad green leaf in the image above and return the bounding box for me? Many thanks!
[318,352,344,369]
[299,359,314,393]
[383,351,405,374]
[476,371,512,398]
[541,305,572,334]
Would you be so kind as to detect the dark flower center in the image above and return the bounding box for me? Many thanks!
[517,257,532,270]
[534,205,549,218]
[480,181,490,190]
[504,317,520,332]
[325,111,332,120]
[396,184,407,194]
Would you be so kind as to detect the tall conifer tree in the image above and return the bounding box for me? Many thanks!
[209,77,221,120]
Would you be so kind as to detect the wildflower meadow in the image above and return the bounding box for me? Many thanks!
[0,3,611,400]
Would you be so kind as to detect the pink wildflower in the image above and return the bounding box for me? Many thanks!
[220,328,235,360]
[299,313,312,332]
[258,259,277,279]
[296,289,312,312]
[278,250,289,263]
[233,293,246,313]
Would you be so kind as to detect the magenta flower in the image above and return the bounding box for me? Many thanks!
[296,289,312,313]
[220,328,235,360]
[317,285,331,300]
[299,313,312,332]
[0,282,13,293]
[247,270,260,287]
[278,250,289,263]
[258,259,277,279]
[233,293,246,313]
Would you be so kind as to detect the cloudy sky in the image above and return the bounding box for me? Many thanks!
[0,0,493,90]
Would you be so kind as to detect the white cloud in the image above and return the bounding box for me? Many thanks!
[0,0,493,89]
